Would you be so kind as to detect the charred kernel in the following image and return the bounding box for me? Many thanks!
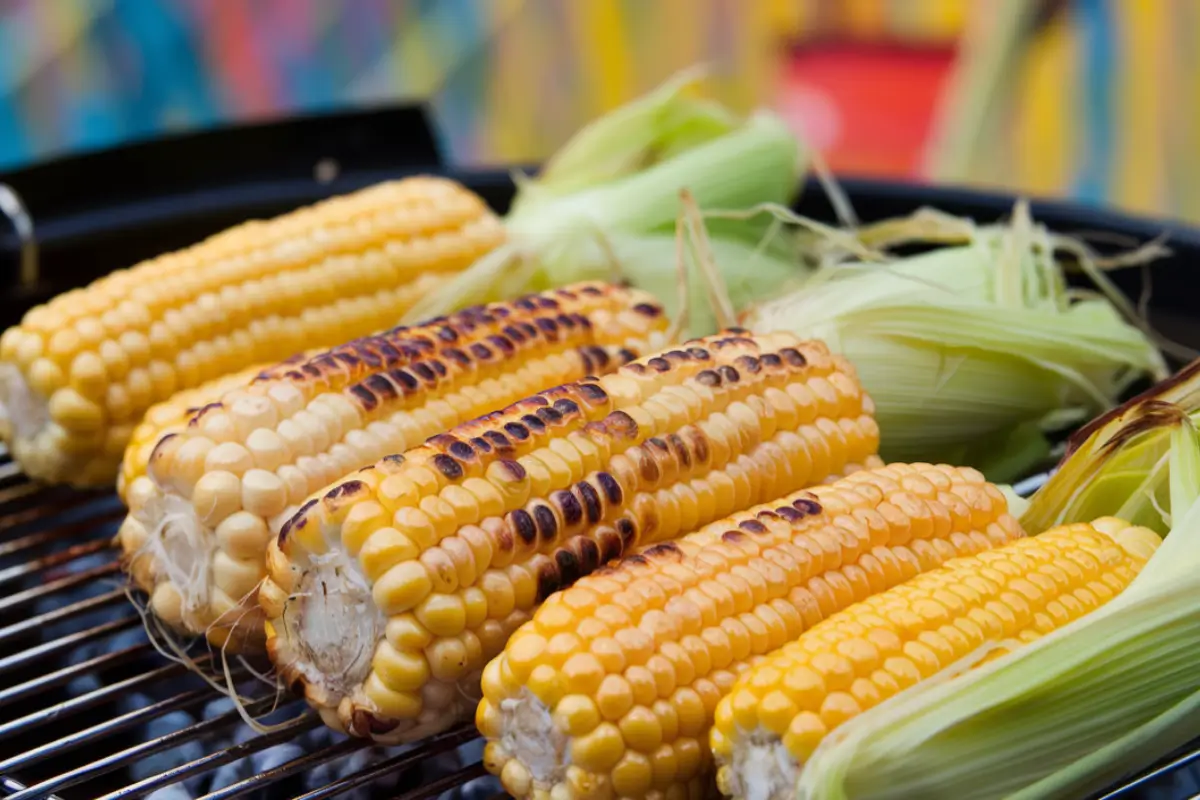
[521,415,547,434]
[512,510,538,544]
[536,407,563,426]
[536,319,559,338]
[735,356,762,374]
[688,430,710,464]
[390,369,419,393]
[634,303,662,317]
[514,297,538,311]
[696,370,721,387]
[536,296,559,310]
[518,322,538,338]
[502,325,527,344]
[302,363,322,377]
[485,431,513,452]
[555,491,584,527]
[537,563,562,601]
[578,384,608,404]
[643,542,682,560]
[794,498,823,516]
[718,366,741,383]
[504,423,530,442]
[412,362,436,381]
[470,343,494,360]
[430,360,447,377]
[443,348,470,366]
[604,411,639,440]
[469,437,493,454]
[365,373,399,399]
[617,348,638,363]
[722,530,746,545]
[559,314,578,330]
[534,505,559,541]
[647,357,671,373]
[667,434,691,468]
[780,347,807,366]
[739,520,768,534]
[432,455,464,481]
[579,483,603,524]
[449,441,475,460]
[556,549,582,586]
[497,459,526,481]
[554,399,581,417]
[617,518,637,547]
[626,364,648,375]
[435,326,458,342]
[488,335,516,355]
[687,347,711,360]
[578,538,601,574]
[325,480,366,501]
[597,473,623,505]
[761,353,783,368]
[776,506,801,523]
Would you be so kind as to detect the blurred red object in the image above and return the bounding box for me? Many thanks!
[778,41,956,179]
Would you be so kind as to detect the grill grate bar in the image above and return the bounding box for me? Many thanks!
[0,687,212,778]
[389,763,489,800]
[0,538,115,587]
[0,589,127,645]
[198,737,370,800]
[92,707,321,800]
[0,511,122,559]
[0,659,194,742]
[0,642,150,709]
[0,482,47,510]
[0,561,121,615]
[0,494,101,533]
[291,726,481,800]
[0,614,139,676]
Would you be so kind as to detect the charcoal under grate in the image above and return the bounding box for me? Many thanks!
[0,451,499,800]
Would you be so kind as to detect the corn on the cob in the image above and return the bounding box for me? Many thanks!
[118,359,287,503]
[710,517,1160,800]
[476,463,1024,800]
[119,283,668,650]
[260,330,881,746]
[0,177,506,487]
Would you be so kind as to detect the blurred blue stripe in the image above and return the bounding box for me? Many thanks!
[1074,0,1114,204]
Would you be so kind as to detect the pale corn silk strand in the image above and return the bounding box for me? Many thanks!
[795,422,1200,800]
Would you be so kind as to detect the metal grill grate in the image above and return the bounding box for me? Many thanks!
[0,452,500,800]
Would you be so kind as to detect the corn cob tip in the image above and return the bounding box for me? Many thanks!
[120,283,670,652]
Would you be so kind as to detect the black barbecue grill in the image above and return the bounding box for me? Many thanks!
[1,105,1200,800]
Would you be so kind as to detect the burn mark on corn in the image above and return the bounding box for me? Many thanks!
[187,402,225,426]
[364,373,398,400]
[432,454,464,481]
[504,422,530,442]
[443,348,469,367]
[597,528,624,564]
[643,542,682,561]
[718,366,740,384]
[647,357,671,373]
[149,432,179,461]
[535,318,560,340]
[554,398,581,417]
[536,562,562,601]
[667,434,691,469]
[604,411,638,441]
[325,480,366,501]
[521,414,547,434]
[553,490,583,527]
[412,362,436,382]
[761,353,783,369]
[389,369,419,393]
[484,431,513,453]
[555,549,581,587]
[448,441,475,460]
[348,384,378,411]
[380,454,406,468]
[625,364,648,376]
[514,297,539,312]
[792,497,822,516]
[722,530,746,545]
[578,482,602,524]
[597,473,623,505]
[487,334,516,356]
[617,517,637,548]
[533,504,559,542]
[535,406,563,427]
[634,449,661,484]
[687,347,711,360]
[578,537,601,574]
[279,499,319,543]
[578,383,609,405]
[581,284,604,296]
[696,369,721,387]
[739,519,768,534]
[511,510,537,545]
[353,709,400,736]
[780,347,807,367]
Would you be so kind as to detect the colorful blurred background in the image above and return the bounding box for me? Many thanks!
[1,0,1197,223]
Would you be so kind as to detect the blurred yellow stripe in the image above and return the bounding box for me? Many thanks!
[1014,14,1074,195]
[573,0,633,113]
[1114,0,1164,213]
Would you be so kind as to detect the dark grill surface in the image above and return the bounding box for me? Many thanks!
[0,451,499,800]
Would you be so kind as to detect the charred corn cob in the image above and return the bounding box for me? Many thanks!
[0,177,506,486]
[477,463,1025,800]
[118,358,288,503]
[711,517,1160,800]
[119,283,668,650]
[260,330,881,745]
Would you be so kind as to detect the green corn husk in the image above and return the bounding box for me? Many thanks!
[794,364,1200,800]
[402,68,809,338]
[739,202,1171,483]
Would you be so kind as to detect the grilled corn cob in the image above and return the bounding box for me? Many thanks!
[260,330,881,745]
[118,359,286,503]
[0,177,505,486]
[710,517,1160,800]
[120,283,668,650]
[477,463,1024,800]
